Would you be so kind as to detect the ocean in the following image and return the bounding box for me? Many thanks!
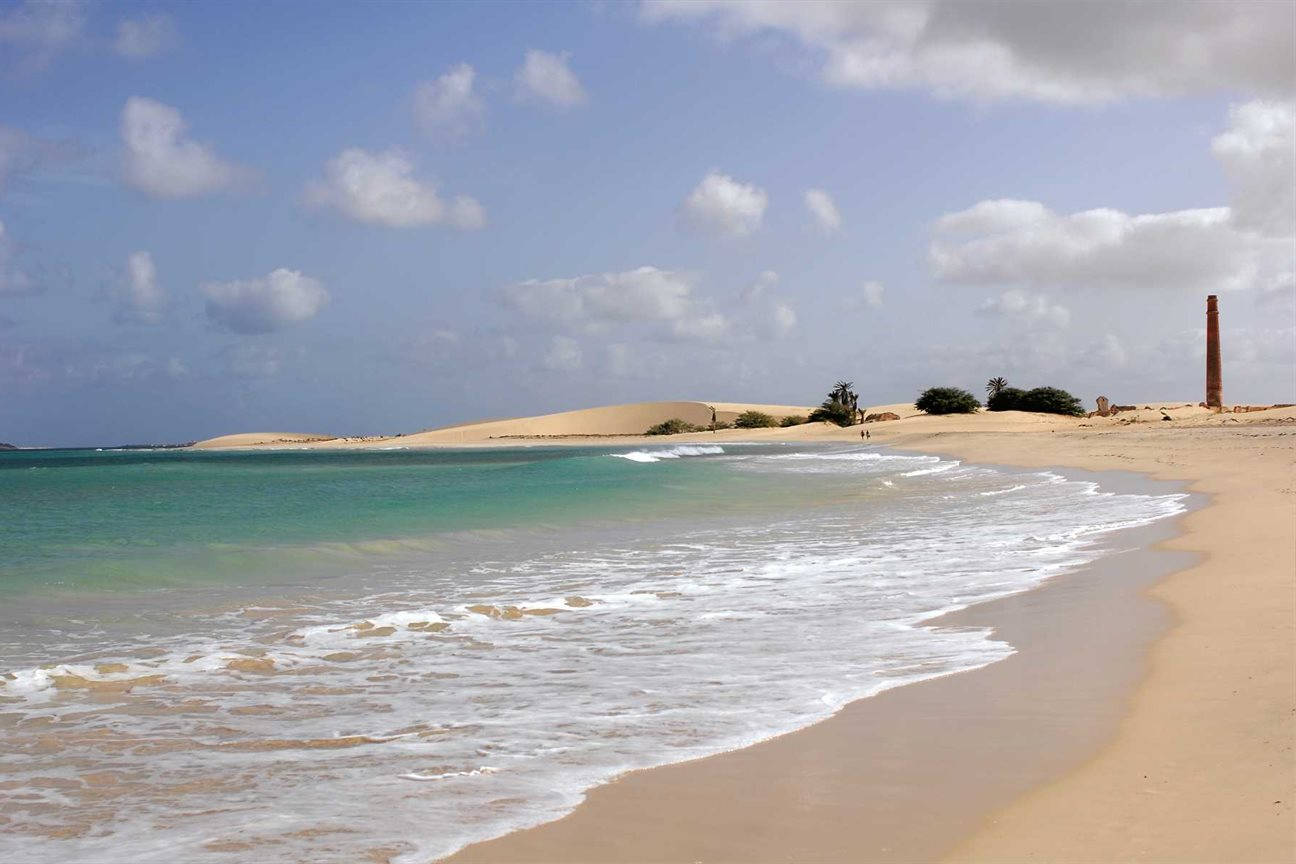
[0,443,1186,862]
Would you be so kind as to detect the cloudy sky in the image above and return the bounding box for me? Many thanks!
[1,0,1293,446]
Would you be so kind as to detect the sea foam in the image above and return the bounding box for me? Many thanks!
[0,446,1187,864]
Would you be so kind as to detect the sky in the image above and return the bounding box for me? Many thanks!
[1,0,1293,446]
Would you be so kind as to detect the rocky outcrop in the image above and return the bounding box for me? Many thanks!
[0,442,16,450]
[863,412,900,423]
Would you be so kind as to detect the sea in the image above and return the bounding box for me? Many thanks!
[0,442,1187,862]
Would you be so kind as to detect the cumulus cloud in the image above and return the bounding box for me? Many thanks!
[202,268,327,334]
[930,200,1291,294]
[413,63,483,140]
[739,269,779,303]
[643,0,1295,104]
[304,148,485,229]
[114,14,178,59]
[0,219,36,296]
[121,97,241,198]
[844,280,885,309]
[1212,100,1295,237]
[682,171,767,238]
[501,265,696,327]
[542,335,582,371]
[804,188,841,233]
[976,288,1070,328]
[0,0,84,72]
[114,250,165,324]
[671,312,730,342]
[770,302,797,335]
[515,49,587,108]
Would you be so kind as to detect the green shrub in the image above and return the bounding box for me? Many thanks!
[1018,386,1085,416]
[809,400,855,427]
[645,418,703,435]
[713,420,733,430]
[915,387,980,415]
[986,386,1027,411]
[779,415,808,427]
[733,410,778,428]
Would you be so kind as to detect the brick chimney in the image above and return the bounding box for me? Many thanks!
[1206,295,1222,409]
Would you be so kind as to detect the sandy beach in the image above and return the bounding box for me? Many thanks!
[193,401,1296,862]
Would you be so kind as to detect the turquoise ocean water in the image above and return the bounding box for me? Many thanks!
[0,443,1186,862]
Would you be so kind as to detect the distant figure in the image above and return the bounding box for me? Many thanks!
[866,430,870,440]
[710,405,717,433]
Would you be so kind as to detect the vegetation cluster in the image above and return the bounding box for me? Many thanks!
[984,378,1085,416]
[914,387,980,415]
[809,381,860,427]
[644,418,703,436]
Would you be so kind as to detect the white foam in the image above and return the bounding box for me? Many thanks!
[0,452,1189,864]
[611,445,725,463]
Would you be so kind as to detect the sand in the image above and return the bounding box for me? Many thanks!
[193,400,1296,861]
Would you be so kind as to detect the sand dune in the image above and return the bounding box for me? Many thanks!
[190,432,336,450]
[190,401,816,448]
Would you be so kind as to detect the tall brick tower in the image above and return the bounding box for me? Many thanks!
[1206,294,1222,409]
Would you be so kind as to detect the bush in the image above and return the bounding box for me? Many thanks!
[1019,386,1085,416]
[779,415,808,427]
[986,386,1085,416]
[915,387,980,415]
[809,400,856,427]
[644,418,703,435]
[713,420,733,430]
[733,410,778,428]
[986,387,1027,411]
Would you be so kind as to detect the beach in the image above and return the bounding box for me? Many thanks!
[425,407,1294,862]
[3,404,1292,862]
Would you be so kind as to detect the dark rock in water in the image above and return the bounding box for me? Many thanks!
[0,442,17,450]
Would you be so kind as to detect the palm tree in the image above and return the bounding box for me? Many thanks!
[830,380,854,405]
[986,377,1008,399]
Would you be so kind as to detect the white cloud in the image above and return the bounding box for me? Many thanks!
[739,269,779,303]
[501,266,696,327]
[930,200,1291,294]
[770,302,797,335]
[0,219,36,296]
[976,288,1070,328]
[413,63,483,140]
[671,312,730,342]
[643,0,1295,104]
[114,14,178,59]
[856,280,886,309]
[0,0,84,72]
[804,188,841,233]
[515,49,587,109]
[304,148,485,230]
[682,171,768,238]
[202,268,327,334]
[1212,100,1295,237]
[121,97,240,198]
[115,250,165,324]
[542,335,582,371]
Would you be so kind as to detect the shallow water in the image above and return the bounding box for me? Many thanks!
[0,443,1186,862]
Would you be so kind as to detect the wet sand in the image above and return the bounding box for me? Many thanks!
[445,423,1295,863]
[447,471,1194,863]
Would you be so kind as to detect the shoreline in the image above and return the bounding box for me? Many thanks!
[441,423,1294,863]
[442,462,1197,863]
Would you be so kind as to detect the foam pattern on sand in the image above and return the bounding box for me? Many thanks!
[0,447,1186,863]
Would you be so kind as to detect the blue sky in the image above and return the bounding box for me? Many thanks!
[1,0,1293,445]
